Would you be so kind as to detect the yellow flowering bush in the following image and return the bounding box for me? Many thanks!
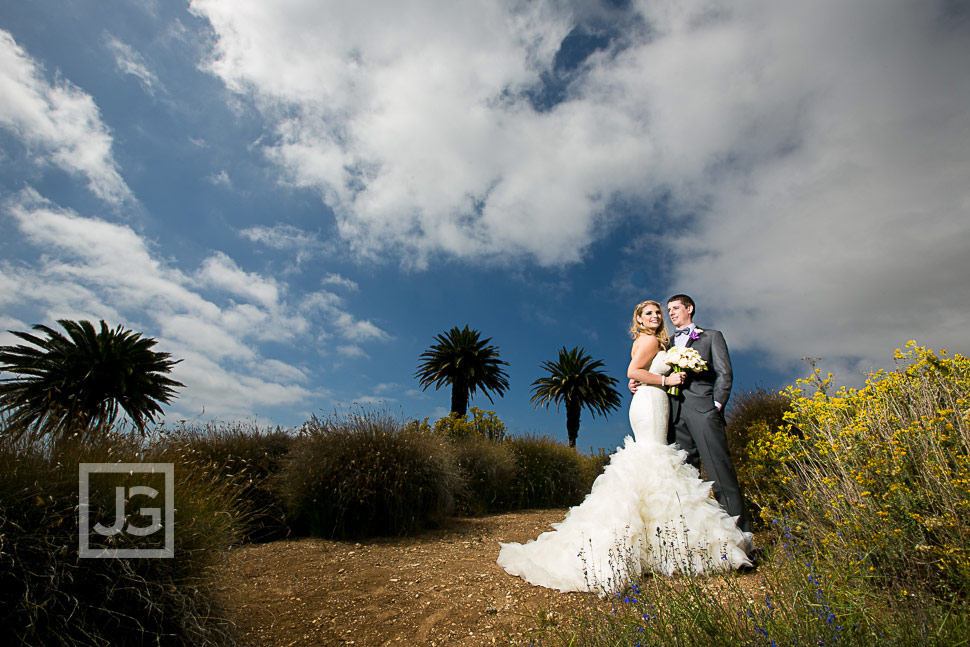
[752,342,970,594]
[737,419,801,519]
[428,407,508,441]
[724,386,793,526]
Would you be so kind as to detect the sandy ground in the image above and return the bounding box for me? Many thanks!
[212,508,760,647]
[212,509,610,646]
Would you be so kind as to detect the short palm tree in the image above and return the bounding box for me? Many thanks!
[414,325,510,417]
[530,346,621,448]
[0,319,184,444]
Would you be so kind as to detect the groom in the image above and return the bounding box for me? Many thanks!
[665,294,750,534]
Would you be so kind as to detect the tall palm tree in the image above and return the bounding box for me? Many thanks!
[530,346,621,448]
[0,319,184,444]
[414,325,509,417]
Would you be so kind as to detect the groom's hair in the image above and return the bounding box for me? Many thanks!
[667,294,695,314]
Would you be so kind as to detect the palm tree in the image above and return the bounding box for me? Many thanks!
[414,325,509,417]
[530,346,622,448]
[0,319,184,444]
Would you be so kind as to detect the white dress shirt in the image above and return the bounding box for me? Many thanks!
[672,323,695,347]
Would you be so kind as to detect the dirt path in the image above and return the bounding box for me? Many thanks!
[211,509,603,646]
[212,509,760,646]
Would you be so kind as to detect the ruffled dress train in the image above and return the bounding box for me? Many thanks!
[497,351,752,595]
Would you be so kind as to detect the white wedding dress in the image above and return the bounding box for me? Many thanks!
[497,350,752,595]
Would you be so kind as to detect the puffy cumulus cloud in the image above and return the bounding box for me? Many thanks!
[654,1,970,377]
[165,350,315,420]
[0,30,133,205]
[1,190,389,421]
[192,0,969,379]
[190,0,635,267]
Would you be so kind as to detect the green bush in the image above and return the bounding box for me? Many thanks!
[451,435,518,515]
[279,409,461,539]
[0,434,239,647]
[505,434,588,509]
[155,422,293,543]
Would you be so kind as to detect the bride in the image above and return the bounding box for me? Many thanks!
[497,300,752,594]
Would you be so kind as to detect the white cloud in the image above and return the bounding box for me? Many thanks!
[209,169,231,187]
[322,273,358,291]
[0,272,19,307]
[331,312,389,343]
[197,251,280,308]
[191,0,970,379]
[191,0,588,267]
[104,34,162,96]
[253,359,309,384]
[651,1,970,377]
[165,350,315,420]
[373,383,398,395]
[337,344,367,358]
[301,291,389,343]
[348,394,396,405]
[241,223,314,249]
[158,313,255,362]
[240,223,324,266]
[0,30,133,204]
[132,0,162,18]
[2,190,389,421]
[0,314,29,347]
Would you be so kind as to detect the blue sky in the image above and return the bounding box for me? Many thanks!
[2,1,968,451]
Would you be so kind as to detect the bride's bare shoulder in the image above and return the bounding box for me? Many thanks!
[631,333,660,356]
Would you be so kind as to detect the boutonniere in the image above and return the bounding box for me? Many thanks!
[688,328,703,341]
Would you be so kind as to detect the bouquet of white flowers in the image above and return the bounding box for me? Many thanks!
[664,346,708,396]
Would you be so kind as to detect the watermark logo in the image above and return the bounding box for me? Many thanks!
[79,463,174,558]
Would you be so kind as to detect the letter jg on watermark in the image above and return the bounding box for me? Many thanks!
[79,463,174,558]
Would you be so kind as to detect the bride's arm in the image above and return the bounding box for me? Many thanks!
[627,336,664,386]
[628,336,685,388]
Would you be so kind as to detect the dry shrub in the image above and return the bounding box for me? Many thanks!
[0,433,239,646]
[506,434,588,509]
[154,422,293,543]
[451,435,518,515]
[279,408,461,539]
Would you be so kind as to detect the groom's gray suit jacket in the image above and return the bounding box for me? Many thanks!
[668,326,750,533]
[674,328,732,413]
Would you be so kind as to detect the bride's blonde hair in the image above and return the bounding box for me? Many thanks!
[630,300,670,348]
